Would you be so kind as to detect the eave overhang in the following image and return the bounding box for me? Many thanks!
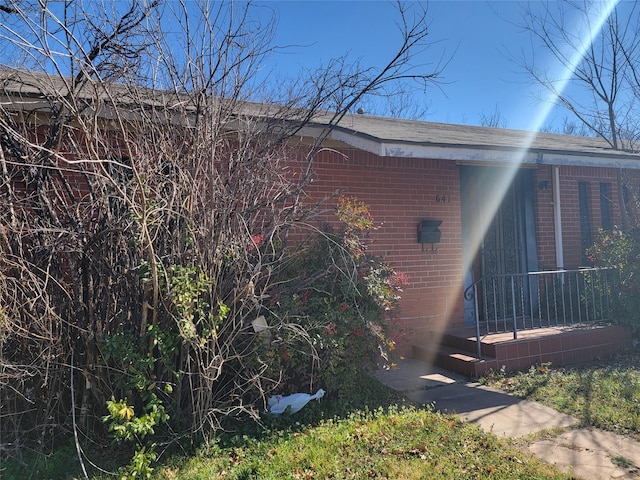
[321,124,640,170]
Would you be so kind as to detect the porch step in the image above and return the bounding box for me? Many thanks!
[413,324,634,379]
[412,343,498,378]
[439,330,501,359]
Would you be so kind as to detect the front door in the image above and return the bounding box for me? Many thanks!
[461,166,538,325]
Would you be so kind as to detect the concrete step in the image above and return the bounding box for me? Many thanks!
[439,330,498,358]
[413,343,498,378]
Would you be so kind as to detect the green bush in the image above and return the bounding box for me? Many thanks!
[2,196,405,476]
[257,196,406,403]
[101,327,172,479]
[587,228,640,328]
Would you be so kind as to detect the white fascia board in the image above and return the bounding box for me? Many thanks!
[330,129,640,169]
[329,129,384,156]
[330,129,539,163]
[382,144,541,164]
[538,152,640,169]
[0,97,50,111]
[331,129,531,162]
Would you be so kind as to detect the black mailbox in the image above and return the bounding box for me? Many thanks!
[418,219,442,244]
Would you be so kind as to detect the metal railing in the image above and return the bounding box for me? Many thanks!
[463,267,616,359]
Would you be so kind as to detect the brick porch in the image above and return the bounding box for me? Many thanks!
[413,323,633,378]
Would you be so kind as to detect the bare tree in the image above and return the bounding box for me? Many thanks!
[520,0,640,230]
[355,85,433,119]
[540,116,597,136]
[479,104,508,128]
[0,0,445,470]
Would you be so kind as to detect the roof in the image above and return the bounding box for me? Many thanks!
[311,112,640,169]
[2,69,640,169]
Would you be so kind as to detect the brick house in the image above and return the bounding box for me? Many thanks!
[2,70,637,376]
[300,113,639,375]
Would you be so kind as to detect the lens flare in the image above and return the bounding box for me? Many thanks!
[434,1,623,361]
[528,0,622,134]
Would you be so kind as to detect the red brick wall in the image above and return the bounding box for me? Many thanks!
[535,165,621,270]
[623,170,640,227]
[304,149,466,354]
[559,166,618,269]
[305,151,627,355]
[13,127,628,356]
[534,166,556,269]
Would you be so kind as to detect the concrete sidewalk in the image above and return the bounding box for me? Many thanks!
[374,358,640,480]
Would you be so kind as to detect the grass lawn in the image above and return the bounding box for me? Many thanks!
[480,349,640,438]
[153,405,570,480]
[139,374,571,480]
[5,370,578,480]
[148,346,640,479]
[10,349,640,479]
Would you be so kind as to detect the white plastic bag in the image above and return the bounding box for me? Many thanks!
[267,389,325,415]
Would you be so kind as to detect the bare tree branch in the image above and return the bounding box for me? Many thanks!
[520,0,640,229]
[0,0,446,468]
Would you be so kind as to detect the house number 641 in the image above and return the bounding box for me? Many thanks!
[436,195,450,203]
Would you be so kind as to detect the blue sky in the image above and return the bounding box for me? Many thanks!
[255,1,599,131]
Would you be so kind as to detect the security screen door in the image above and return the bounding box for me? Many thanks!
[460,166,538,325]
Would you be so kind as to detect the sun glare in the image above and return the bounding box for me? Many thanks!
[442,0,623,348]
[528,0,622,134]
[462,0,621,276]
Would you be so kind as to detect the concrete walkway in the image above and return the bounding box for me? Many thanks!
[374,358,640,480]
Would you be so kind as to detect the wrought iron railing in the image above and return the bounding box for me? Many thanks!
[463,268,616,359]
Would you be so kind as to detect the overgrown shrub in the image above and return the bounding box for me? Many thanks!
[256,196,407,404]
[587,228,640,327]
[0,2,437,472]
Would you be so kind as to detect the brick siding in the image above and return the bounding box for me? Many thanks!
[303,148,465,354]
[306,149,626,355]
[8,131,628,356]
[535,165,620,270]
